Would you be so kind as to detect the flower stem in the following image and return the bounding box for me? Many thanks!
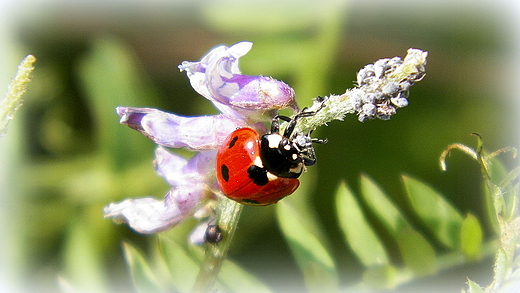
[1,55,36,136]
[192,197,243,293]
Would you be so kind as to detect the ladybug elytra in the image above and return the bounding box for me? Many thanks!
[216,105,326,205]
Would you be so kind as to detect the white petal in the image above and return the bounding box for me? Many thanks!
[104,197,184,234]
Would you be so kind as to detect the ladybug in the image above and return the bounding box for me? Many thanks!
[216,105,326,205]
[204,224,223,244]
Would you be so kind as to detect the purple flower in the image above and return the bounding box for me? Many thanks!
[179,41,298,120]
[104,42,297,234]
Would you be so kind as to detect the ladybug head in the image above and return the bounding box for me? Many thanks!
[259,104,327,179]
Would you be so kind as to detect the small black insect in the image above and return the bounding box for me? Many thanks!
[204,224,223,244]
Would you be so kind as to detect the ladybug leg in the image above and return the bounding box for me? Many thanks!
[311,137,328,144]
[274,96,328,137]
[282,102,327,137]
[270,115,292,133]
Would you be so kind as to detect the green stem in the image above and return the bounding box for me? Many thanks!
[1,55,36,136]
[471,133,520,291]
[191,197,243,293]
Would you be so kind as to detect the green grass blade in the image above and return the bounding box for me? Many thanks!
[122,242,163,293]
[217,259,274,293]
[63,218,108,293]
[402,175,463,249]
[277,199,338,293]
[335,181,389,267]
[359,174,410,237]
[396,227,437,277]
[78,36,160,169]
[159,236,200,293]
[359,174,437,277]
[362,265,398,290]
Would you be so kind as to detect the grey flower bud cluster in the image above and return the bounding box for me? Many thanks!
[350,50,426,122]
[294,49,427,134]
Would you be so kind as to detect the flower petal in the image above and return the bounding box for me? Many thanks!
[104,183,209,234]
[104,197,185,233]
[117,107,246,149]
[154,147,216,187]
[225,76,296,111]
[189,220,211,245]
[164,184,207,214]
[178,42,252,101]
[179,42,297,119]
[153,146,188,186]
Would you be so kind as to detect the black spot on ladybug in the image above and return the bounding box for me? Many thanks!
[221,164,230,182]
[242,198,260,205]
[228,136,239,149]
[247,165,268,186]
[204,224,223,244]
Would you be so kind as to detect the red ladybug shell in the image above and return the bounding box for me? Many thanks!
[216,128,299,205]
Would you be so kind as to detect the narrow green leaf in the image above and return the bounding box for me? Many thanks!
[63,218,108,293]
[123,242,163,293]
[359,174,411,237]
[362,265,397,290]
[465,278,485,293]
[218,259,274,293]
[160,235,272,293]
[487,153,510,185]
[402,175,463,249]
[78,36,159,168]
[277,199,338,293]
[501,169,520,221]
[494,248,508,287]
[359,175,437,277]
[508,183,519,221]
[460,213,483,261]
[159,236,200,293]
[483,183,500,234]
[335,181,389,267]
[396,227,437,277]
[499,166,520,189]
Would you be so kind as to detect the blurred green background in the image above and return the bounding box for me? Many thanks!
[1,0,519,292]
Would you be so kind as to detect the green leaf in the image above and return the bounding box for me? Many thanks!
[218,259,274,293]
[402,175,463,249]
[498,166,520,189]
[487,152,511,185]
[159,236,200,293]
[78,36,159,169]
[359,174,411,237]
[460,213,483,261]
[359,175,437,277]
[396,227,437,277]
[362,265,398,290]
[483,183,500,234]
[277,199,338,293]
[63,217,108,293]
[466,278,485,293]
[494,248,508,287]
[335,181,390,267]
[500,167,520,221]
[123,242,163,293]
[480,148,513,233]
